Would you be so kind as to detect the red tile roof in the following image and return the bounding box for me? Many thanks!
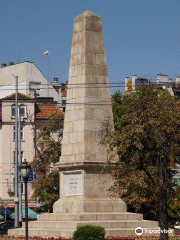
[36,104,64,120]
[2,93,33,101]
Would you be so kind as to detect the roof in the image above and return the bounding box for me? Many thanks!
[35,97,57,104]
[0,96,63,121]
[0,61,33,69]
[36,104,64,120]
[0,61,50,86]
[51,84,67,97]
[2,93,33,101]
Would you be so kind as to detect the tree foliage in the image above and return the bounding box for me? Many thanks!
[102,85,180,240]
[31,114,63,212]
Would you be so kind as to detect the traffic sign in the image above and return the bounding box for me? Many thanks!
[3,202,8,208]
[28,168,34,181]
[3,208,9,215]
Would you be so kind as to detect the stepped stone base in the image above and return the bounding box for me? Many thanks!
[53,199,127,213]
[8,211,159,237]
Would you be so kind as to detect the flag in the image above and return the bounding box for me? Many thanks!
[43,50,49,56]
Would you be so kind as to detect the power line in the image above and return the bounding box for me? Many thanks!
[0,81,176,86]
[0,73,179,86]
[1,101,180,107]
[0,82,125,86]
[0,82,177,90]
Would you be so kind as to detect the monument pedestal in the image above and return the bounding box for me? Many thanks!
[9,164,159,237]
[53,164,126,214]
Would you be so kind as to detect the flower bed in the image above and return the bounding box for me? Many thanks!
[106,237,179,240]
[0,236,180,240]
[0,238,71,240]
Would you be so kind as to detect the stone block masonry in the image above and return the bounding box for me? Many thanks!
[8,10,159,238]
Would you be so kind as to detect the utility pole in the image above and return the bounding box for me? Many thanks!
[14,76,19,227]
[18,114,22,225]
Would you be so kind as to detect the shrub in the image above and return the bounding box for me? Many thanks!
[73,225,105,240]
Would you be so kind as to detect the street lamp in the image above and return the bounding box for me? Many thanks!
[20,159,31,240]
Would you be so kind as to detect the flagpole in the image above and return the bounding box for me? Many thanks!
[48,53,50,81]
[43,50,50,95]
[47,51,50,95]
[19,49,21,63]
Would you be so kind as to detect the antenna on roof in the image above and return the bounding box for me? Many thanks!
[19,49,21,63]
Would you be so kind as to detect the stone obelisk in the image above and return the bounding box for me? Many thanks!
[53,10,126,213]
[8,11,159,238]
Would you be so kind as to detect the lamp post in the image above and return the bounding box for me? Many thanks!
[20,159,31,240]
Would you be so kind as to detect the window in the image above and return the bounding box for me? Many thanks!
[13,151,24,165]
[13,126,24,141]
[29,81,41,90]
[11,104,16,118]
[19,104,26,117]
[62,100,66,106]
[135,79,149,87]
[11,104,26,118]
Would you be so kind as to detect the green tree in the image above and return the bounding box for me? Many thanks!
[31,114,63,212]
[102,85,180,240]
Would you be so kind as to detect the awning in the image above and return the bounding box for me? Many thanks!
[10,207,37,220]
[8,204,37,209]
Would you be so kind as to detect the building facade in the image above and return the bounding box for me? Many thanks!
[0,61,59,101]
[125,74,180,97]
[0,93,63,206]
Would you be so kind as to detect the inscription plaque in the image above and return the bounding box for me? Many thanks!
[63,172,82,196]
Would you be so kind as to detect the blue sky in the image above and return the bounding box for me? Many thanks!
[0,0,180,92]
